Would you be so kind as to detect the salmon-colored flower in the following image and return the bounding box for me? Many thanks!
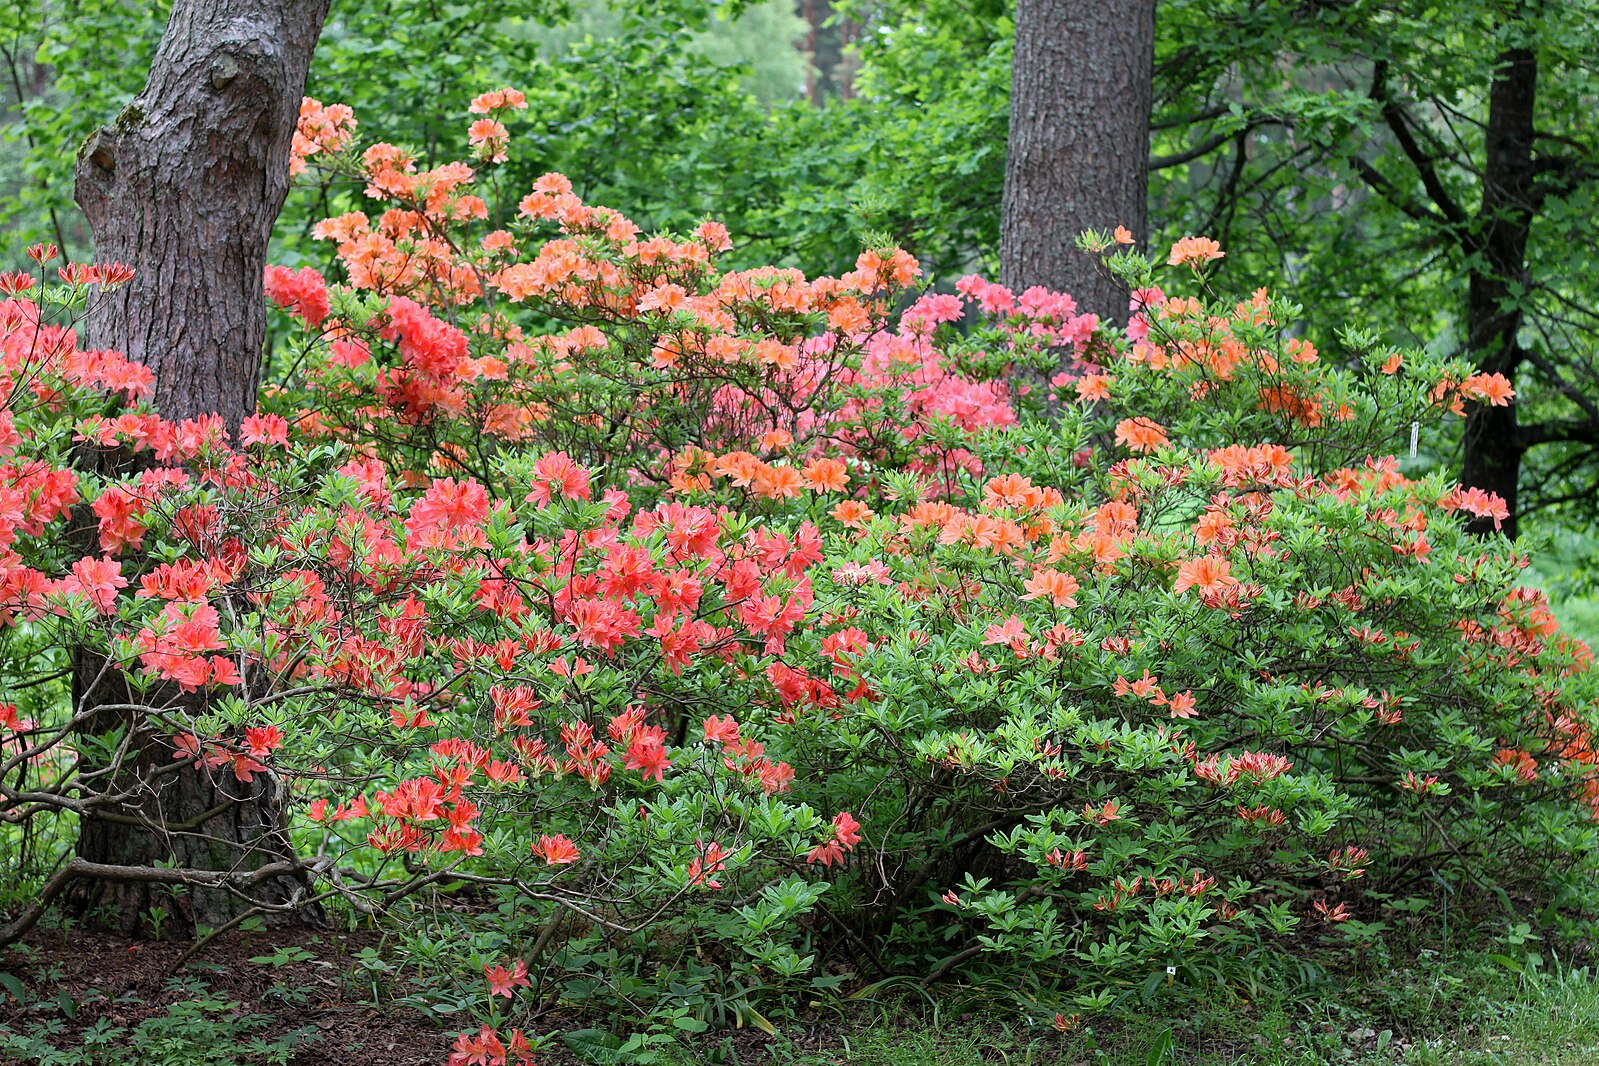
[532,833,581,865]
[1021,568,1080,608]
[830,500,875,528]
[802,457,850,492]
[1174,555,1237,596]
[1168,235,1224,267]
[468,88,528,114]
[1461,372,1515,406]
[1074,375,1112,402]
[467,118,509,164]
[482,958,530,998]
[1114,417,1168,453]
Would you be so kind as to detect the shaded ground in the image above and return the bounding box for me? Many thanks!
[2,927,451,1065]
[0,925,845,1065]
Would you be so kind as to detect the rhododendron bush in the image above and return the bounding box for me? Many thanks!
[2,93,1597,1060]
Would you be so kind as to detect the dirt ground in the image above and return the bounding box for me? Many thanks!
[3,926,451,1064]
[0,926,843,1064]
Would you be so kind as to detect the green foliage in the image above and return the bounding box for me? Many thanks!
[0,975,322,1066]
[0,0,161,256]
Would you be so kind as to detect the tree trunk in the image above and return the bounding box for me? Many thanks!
[1461,42,1537,539]
[1000,0,1154,324]
[67,0,329,933]
[73,0,330,430]
[67,654,314,935]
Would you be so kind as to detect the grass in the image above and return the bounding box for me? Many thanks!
[657,964,1599,1066]
[1430,967,1599,1066]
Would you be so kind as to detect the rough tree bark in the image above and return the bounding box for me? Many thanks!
[1000,0,1155,324]
[68,657,314,934]
[74,0,330,431]
[67,0,330,933]
[1461,43,1537,540]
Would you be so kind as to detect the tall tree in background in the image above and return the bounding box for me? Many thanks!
[799,0,860,102]
[1457,18,1541,537]
[1000,0,1154,321]
[67,0,330,933]
[1152,0,1599,540]
[74,0,330,431]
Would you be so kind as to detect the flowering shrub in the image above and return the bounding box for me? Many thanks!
[2,92,1597,1062]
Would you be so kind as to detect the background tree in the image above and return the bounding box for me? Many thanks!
[1000,0,1155,321]
[1152,0,1599,539]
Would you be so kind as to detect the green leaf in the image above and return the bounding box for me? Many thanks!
[562,1028,628,1064]
[1145,1025,1173,1066]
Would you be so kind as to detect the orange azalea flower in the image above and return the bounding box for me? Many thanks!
[1208,443,1293,484]
[1114,417,1168,453]
[802,458,850,492]
[1258,385,1323,427]
[1161,690,1198,719]
[468,88,528,114]
[1074,374,1112,402]
[827,297,870,334]
[830,500,875,528]
[1091,500,1139,534]
[752,464,804,499]
[694,219,733,252]
[1113,225,1135,245]
[1021,568,1080,608]
[1462,372,1515,406]
[467,118,509,164]
[532,833,580,865]
[982,473,1044,510]
[711,451,763,487]
[758,428,793,453]
[1286,337,1318,365]
[649,337,681,369]
[637,283,688,314]
[670,468,712,494]
[1167,236,1224,267]
[311,210,369,243]
[751,337,799,371]
[1194,510,1235,544]
[902,500,961,530]
[1174,555,1237,596]
[1429,378,1468,416]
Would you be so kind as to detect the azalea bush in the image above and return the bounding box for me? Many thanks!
[2,91,1598,1065]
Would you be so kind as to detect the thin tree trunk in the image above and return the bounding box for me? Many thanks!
[66,0,329,933]
[1462,42,1537,539]
[1000,0,1154,325]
